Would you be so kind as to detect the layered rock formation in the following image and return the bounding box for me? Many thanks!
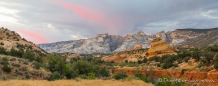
[103,43,147,63]
[147,38,175,57]
[38,28,218,54]
[102,38,176,63]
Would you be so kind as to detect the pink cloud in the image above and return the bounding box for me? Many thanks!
[19,30,48,43]
[55,1,124,34]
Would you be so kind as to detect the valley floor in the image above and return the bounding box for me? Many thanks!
[0,80,153,86]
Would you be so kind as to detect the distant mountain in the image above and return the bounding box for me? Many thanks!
[38,28,218,54]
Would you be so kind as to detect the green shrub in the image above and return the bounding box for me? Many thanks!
[191,50,201,61]
[125,60,128,63]
[2,57,8,65]
[87,73,95,79]
[113,72,127,80]
[99,68,110,77]
[214,62,218,70]
[173,64,178,67]
[111,61,114,63]
[9,47,23,58]
[47,55,65,76]
[211,45,218,52]
[0,42,4,45]
[142,58,147,63]
[162,62,173,69]
[2,64,11,73]
[34,62,41,69]
[149,56,160,62]
[1,57,11,73]
[137,60,142,64]
[6,32,9,35]
[128,62,140,67]
[0,47,7,55]
[134,73,148,82]
[22,50,35,61]
[80,75,87,79]
[184,57,190,62]
[72,60,92,75]
[50,71,61,81]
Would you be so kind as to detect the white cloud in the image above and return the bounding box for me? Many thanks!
[1,0,218,43]
[0,14,17,23]
[0,6,18,23]
[71,35,78,38]
[201,10,218,19]
[0,7,17,14]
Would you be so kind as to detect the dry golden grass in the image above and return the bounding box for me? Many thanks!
[0,80,154,86]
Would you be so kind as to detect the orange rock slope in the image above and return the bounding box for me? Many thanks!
[114,69,218,86]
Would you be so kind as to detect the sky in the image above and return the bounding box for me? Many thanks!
[1,0,218,44]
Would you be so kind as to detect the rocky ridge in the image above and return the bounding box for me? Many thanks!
[38,28,218,54]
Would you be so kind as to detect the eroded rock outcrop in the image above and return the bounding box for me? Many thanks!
[147,38,176,57]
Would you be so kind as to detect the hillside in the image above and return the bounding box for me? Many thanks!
[38,28,218,54]
[0,27,46,57]
[0,27,51,80]
[0,55,51,80]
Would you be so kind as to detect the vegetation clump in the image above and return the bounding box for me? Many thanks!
[1,57,11,73]
[112,72,127,80]
[134,73,148,82]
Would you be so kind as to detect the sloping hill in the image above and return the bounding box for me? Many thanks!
[0,55,51,80]
[0,27,50,80]
[0,27,46,57]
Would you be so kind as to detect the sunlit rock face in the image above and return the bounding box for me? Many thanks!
[147,38,176,57]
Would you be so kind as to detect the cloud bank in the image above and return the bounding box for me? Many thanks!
[1,0,218,44]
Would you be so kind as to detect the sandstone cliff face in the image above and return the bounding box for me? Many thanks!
[38,28,218,54]
[147,38,175,57]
